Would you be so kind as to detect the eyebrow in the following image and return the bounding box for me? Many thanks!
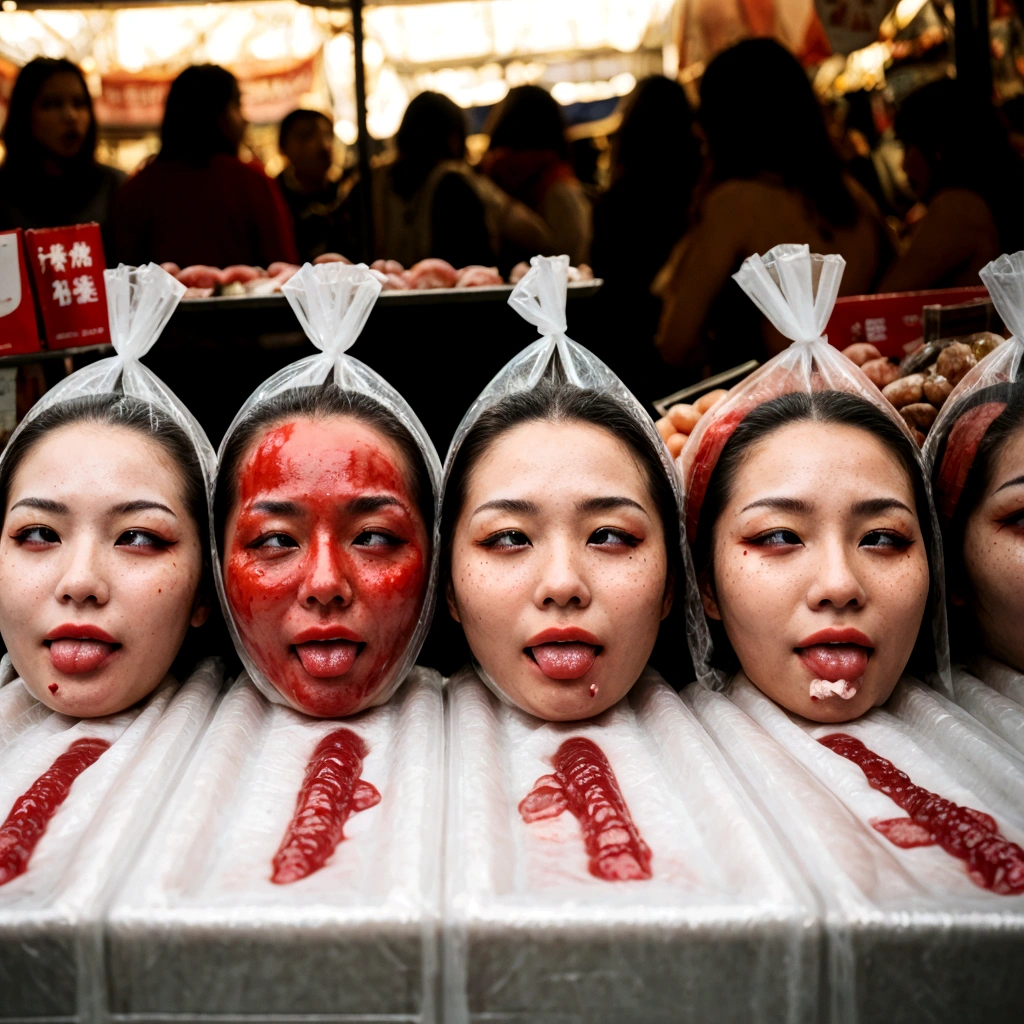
[576,496,650,518]
[740,497,811,514]
[110,500,177,517]
[995,474,1024,494]
[252,499,302,517]
[9,497,69,514]
[851,497,914,517]
[348,495,403,514]
[472,498,540,517]
[740,496,913,516]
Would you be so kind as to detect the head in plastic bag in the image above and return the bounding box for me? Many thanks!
[442,255,683,722]
[681,244,950,723]
[924,250,1024,673]
[0,263,215,717]
[214,262,441,718]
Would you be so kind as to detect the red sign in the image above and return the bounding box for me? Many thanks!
[0,230,43,355]
[826,286,990,359]
[25,224,110,350]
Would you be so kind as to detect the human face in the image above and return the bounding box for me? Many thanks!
[902,142,932,201]
[704,422,930,723]
[0,424,206,718]
[961,425,1024,672]
[223,416,429,718]
[218,95,247,150]
[449,420,672,722]
[31,72,91,162]
[283,116,334,187]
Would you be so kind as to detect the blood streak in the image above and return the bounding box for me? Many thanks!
[0,737,110,886]
[271,728,381,884]
[519,737,652,881]
[48,684,58,694]
[820,733,1024,895]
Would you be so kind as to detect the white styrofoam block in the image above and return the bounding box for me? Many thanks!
[0,659,222,1023]
[444,666,818,1024]
[687,674,1024,1024]
[104,667,444,1023]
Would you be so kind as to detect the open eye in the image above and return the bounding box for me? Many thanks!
[116,529,173,550]
[749,528,802,548]
[353,530,403,548]
[249,533,299,550]
[860,530,912,551]
[13,526,60,548]
[588,527,639,548]
[480,529,530,550]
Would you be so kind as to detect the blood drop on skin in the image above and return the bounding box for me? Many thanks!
[820,733,1024,894]
[0,737,110,886]
[519,737,652,881]
[271,728,380,884]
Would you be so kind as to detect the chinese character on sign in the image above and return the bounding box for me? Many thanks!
[72,275,98,304]
[865,317,887,343]
[52,279,72,307]
[69,241,93,269]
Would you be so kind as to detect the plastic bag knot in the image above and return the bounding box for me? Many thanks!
[104,263,186,362]
[980,250,1024,348]
[508,255,570,339]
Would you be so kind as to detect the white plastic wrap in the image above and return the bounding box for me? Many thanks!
[679,244,951,695]
[443,254,684,709]
[443,665,818,1024]
[686,674,1024,1024]
[0,659,222,1023]
[951,657,1024,758]
[212,262,442,715]
[104,667,443,1023]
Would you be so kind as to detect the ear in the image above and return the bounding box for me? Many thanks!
[446,577,461,624]
[190,590,211,628]
[660,567,675,621]
[699,569,722,621]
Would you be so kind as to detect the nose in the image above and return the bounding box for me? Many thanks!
[54,538,109,606]
[533,536,591,610]
[299,531,354,609]
[805,536,866,611]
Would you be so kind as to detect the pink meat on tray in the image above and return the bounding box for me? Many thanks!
[406,258,458,290]
[182,287,215,299]
[175,265,222,290]
[371,259,406,275]
[456,265,503,288]
[312,252,352,265]
[220,265,265,285]
[159,262,181,277]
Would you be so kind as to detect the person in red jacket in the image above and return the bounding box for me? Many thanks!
[110,64,298,269]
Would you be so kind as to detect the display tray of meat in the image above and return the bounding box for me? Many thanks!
[686,674,1024,1024]
[167,257,599,309]
[443,666,818,1024]
[104,667,443,1024]
[0,659,222,1024]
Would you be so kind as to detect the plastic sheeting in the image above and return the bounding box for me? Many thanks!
[104,667,443,1023]
[443,665,819,1024]
[0,659,223,1023]
[950,657,1024,758]
[686,673,1024,1024]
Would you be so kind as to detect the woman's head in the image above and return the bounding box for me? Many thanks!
[443,379,679,722]
[392,91,467,197]
[2,58,95,175]
[932,384,1024,671]
[487,85,569,160]
[613,75,700,186]
[160,64,244,166]
[699,38,857,230]
[216,385,433,718]
[0,394,209,717]
[692,391,933,723]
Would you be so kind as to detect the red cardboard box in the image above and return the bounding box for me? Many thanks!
[25,223,110,350]
[825,286,989,359]
[0,229,43,355]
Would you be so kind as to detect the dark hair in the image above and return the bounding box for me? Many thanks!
[160,64,240,167]
[930,381,1024,658]
[215,384,434,548]
[1,57,98,203]
[692,390,938,678]
[895,78,1024,253]
[392,91,467,199]
[279,108,331,152]
[487,85,569,161]
[612,75,699,184]
[699,39,858,230]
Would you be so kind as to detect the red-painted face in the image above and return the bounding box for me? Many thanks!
[223,416,429,717]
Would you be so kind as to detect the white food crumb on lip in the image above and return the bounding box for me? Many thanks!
[808,678,859,700]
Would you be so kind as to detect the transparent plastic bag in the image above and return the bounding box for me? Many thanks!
[443,666,819,1024]
[678,244,951,695]
[443,254,685,710]
[104,668,443,1023]
[686,672,1024,1024]
[0,659,223,1024]
[211,262,442,714]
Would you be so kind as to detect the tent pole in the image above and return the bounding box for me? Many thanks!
[351,0,375,260]
[953,0,992,103]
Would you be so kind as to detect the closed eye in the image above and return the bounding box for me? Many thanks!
[353,530,404,548]
[479,529,530,550]
[116,529,174,550]
[860,530,913,550]
[12,525,59,548]
[747,528,802,548]
[588,527,640,548]
[248,533,299,550]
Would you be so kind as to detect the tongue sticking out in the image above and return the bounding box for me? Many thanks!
[799,644,869,700]
[296,640,360,679]
[530,643,598,680]
[48,639,118,674]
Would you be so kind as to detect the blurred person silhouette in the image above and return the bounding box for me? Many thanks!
[110,64,297,269]
[275,109,356,263]
[0,58,124,240]
[482,85,592,265]
[363,90,549,270]
[879,77,1024,291]
[655,38,891,374]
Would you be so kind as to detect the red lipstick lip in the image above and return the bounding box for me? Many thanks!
[794,628,873,651]
[44,624,120,645]
[524,626,603,648]
[290,625,365,645]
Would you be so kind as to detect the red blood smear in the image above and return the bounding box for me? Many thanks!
[519,737,652,882]
[48,684,58,694]
[271,728,381,884]
[820,733,1024,895]
[935,402,1007,523]
[685,408,747,542]
[0,737,110,886]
